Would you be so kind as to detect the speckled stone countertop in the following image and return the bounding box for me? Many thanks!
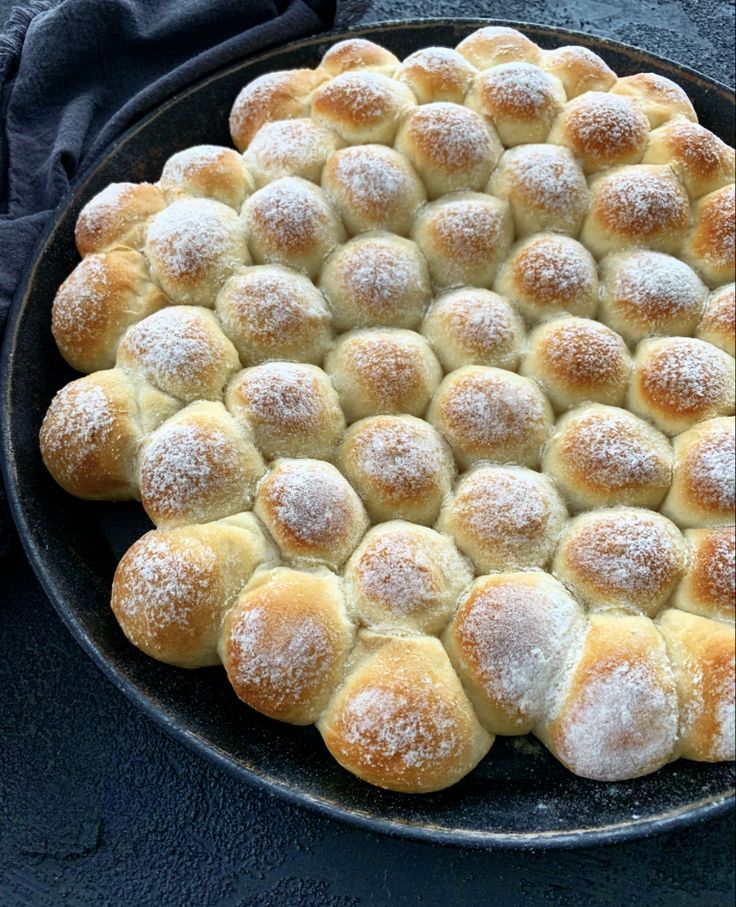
[1,2,734,905]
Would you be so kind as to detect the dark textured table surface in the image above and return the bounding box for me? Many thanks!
[2,2,735,905]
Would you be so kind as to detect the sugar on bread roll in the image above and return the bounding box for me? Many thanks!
[428,365,553,469]
[325,328,441,423]
[111,513,275,668]
[681,184,736,288]
[421,287,526,372]
[521,316,632,411]
[138,401,265,528]
[456,26,542,69]
[319,231,431,331]
[443,572,586,734]
[319,38,399,78]
[241,176,345,279]
[437,464,567,573]
[536,613,679,781]
[225,362,345,462]
[627,337,735,435]
[553,508,688,617]
[540,45,616,98]
[344,521,472,635]
[465,63,566,147]
[547,92,649,174]
[394,102,502,200]
[321,144,426,236]
[255,458,369,569]
[411,192,512,289]
[609,72,697,128]
[144,197,250,306]
[220,566,355,725]
[318,633,492,793]
[215,265,332,367]
[337,415,455,525]
[244,118,344,188]
[643,119,736,199]
[116,306,241,402]
[39,368,179,501]
[661,416,735,528]
[75,182,166,256]
[51,249,167,373]
[158,145,253,208]
[697,284,735,356]
[581,165,691,259]
[395,46,476,104]
[674,527,735,623]
[228,69,327,152]
[656,608,735,762]
[543,403,673,511]
[493,233,598,322]
[311,71,416,145]
[486,144,589,238]
[598,249,708,344]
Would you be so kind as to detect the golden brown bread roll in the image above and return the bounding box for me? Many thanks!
[443,573,586,734]
[697,284,736,356]
[318,633,492,793]
[243,118,344,189]
[220,566,355,724]
[51,250,168,373]
[609,73,697,128]
[643,119,736,199]
[111,513,275,668]
[337,415,455,525]
[681,184,736,288]
[159,145,253,208]
[395,47,477,104]
[437,464,567,573]
[674,527,735,623]
[75,182,166,256]
[456,26,542,69]
[319,38,399,78]
[344,521,472,634]
[540,45,617,98]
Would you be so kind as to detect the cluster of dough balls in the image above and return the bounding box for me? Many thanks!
[40,29,735,794]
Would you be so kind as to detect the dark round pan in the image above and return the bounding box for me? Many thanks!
[2,19,734,850]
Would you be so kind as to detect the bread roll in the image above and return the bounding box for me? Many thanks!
[243,118,344,188]
[319,38,399,78]
[598,250,708,344]
[543,403,673,511]
[411,192,512,289]
[145,197,249,306]
[75,182,166,256]
[657,608,735,762]
[674,527,735,623]
[681,184,736,288]
[643,119,736,199]
[465,63,566,146]
[51,250,167,373]
[337,415,455,525]
[220,566,355,724]
[697,284,735,356]
[421,287,525,372]
[493,234,598,321]
[661,416,735,528]
[486,144,589,238]
[159,145,253,208]
[311,72,416,145]
[229,69,327,151]
[581,164,691,258]
[428,365,554,469]
[111,513,274,668]
[456,26,542,69]
[318,633,492,793]
[394,102,502,199]
[521,317,632,411]
[215,265,332,366]
[395,47,476,104]
[443,573,586,734]
[225,362,344,462]
[540,45,616,98]
[628,337,735,435]
[553,508,687,617]
[610,73,697,128]
[319,232,431,331]
[138,401,264,528]
[241,176,345,279]
[255,458,369,569]
[321,144,426,235]
[438,464,567,573]
[117,306,241,402]
[325,328,441,423]
[344,521,472,634]
[537,613,679,781]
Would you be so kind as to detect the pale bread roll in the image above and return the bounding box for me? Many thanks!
[159,145,253,208]
[674,527,735,623]
[681,185,736,288]
[75,182,166,256]
[696,284,736,356]
[456,26,542,69]
[643,119,736,199]
[540,45,616,98]
[319,39,399,78]
[609,73,697,128]
[395,47,476,104]
[243,118,344,188]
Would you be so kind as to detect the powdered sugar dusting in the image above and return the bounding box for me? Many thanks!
[247,178,332,253]
[356,532,437,611]
[238,363,325,431]
[541,319,629,387]
[640,338,733,413]
[480,63,558,115]
[686,427,736,511]
[43,383,115,455]
[597,168,689,237]
[512,236,594,305]
[506,144,589,216]
[329,146,408,211]
[608,251,706,328]
[564,92,648,161]
[146,198,238,278]
[406,103,494,170]
[350,419,445,494]
[458,468,550,547]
